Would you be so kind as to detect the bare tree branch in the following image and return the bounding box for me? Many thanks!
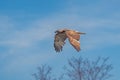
[32,65,55,80]
[65,57,113,80]
[32,56,113,80]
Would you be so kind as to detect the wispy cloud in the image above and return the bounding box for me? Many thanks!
[0,1,120,78]
[3,53,56,73]
[0,10,120,54]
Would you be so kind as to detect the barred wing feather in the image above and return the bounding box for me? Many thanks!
[54,32,67,52]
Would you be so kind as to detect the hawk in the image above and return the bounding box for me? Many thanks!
[54,29,85,52]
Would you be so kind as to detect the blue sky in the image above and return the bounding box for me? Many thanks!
[0,0,120,80]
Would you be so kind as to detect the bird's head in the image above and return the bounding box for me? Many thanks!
[55,28,69,33]
[55,29,65,33]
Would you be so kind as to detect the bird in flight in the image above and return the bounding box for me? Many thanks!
[54,29,85,52]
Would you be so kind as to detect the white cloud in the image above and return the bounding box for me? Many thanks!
[0,5,120,76]
[0,1,120,80]
[3,53,56,74]
[0,11,120,53]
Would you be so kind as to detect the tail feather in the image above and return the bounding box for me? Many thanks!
[78,32,86,34]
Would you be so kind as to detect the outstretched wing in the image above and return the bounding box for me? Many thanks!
[68,36,80,52]
[66,30,80,51]
[66,30,80,40]
[54,32,67,52]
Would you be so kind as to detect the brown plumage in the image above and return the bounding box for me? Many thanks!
[54,29,85,52]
